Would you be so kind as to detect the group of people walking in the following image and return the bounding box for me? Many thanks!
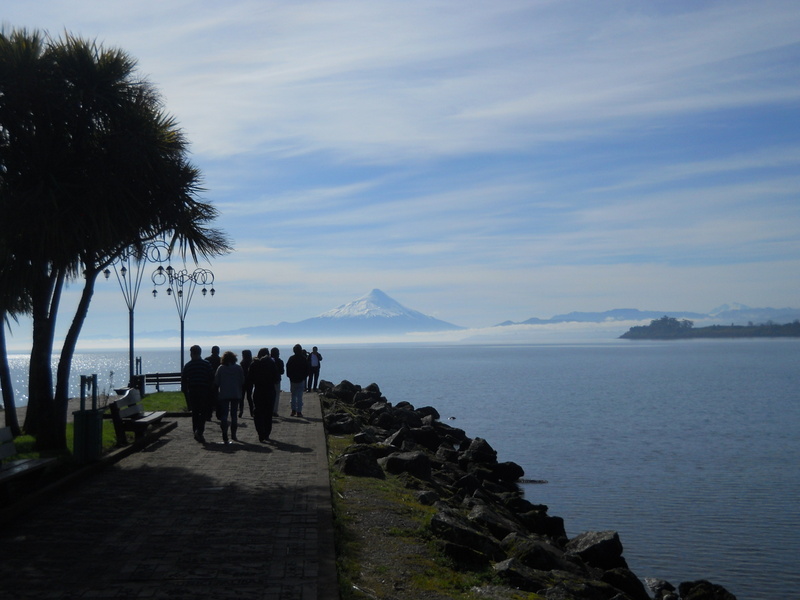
[181,343,323,445]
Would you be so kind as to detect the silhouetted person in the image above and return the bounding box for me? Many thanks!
[306,346,322,392]
[215,350,245,443]
[181,345,214,444]
[246,348,278,442]
[271,347,285,417]
[286,344,309,417]
[204,345,221,421]
[240,349,253,417]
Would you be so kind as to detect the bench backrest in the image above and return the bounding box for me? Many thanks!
[144,372,182,384]
[0,426,17,461]
[111,388,145,419]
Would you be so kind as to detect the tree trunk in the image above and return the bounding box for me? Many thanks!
[53,267,99,449]
[25,267,63,451]
[0,317,21,436]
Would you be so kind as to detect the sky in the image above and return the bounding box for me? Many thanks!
[4,0,800,349]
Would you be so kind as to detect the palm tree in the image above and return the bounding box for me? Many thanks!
[0,29,231,451]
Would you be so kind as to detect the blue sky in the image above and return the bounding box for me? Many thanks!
[4,0,800,348]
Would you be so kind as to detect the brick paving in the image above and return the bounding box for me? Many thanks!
[0,392,339,600]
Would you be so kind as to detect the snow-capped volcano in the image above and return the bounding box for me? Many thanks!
[318,289,427,319]
[311,289,462,333]
[224,289,463,339]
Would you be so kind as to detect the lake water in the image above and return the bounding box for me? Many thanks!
[5,339,799,598]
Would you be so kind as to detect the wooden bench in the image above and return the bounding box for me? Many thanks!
[109,388,167,446]
[143,372,182,391]
[0,427,57,490]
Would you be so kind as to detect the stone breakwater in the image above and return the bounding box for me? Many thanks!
[320,379,737,600]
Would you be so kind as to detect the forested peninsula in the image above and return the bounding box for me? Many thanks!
[620,316,800,340]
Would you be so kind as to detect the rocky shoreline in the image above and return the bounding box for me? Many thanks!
[320,378,737,600]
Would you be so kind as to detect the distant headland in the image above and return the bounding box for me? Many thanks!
[620,315,800,340]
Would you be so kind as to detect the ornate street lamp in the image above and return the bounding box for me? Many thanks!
[152,265,215,371]
[104,241,170,384]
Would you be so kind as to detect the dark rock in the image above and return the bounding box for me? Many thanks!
[519,509,567,541]
[437,541,492,569]
[332,380,357,402]
[323,411,359,434]
[543,578,621,600]
[383,425,409,449]
[407,426,442,451]
[453,473,482,494]
[566,531,628,571]
[416,405,440,420]
[645,578,676,600]
[378,451,432,479]
[370,408,396,430]
[501,533,585,575]
[678,580,737,600]
[491,558,552,592]
[432,421,469,446]
[333,447,385,479]
[393,407,423,429]
[601,567,651,600]
[459,437,498,465]
[364,382,381,394]
[353,393,383,410]
[435,443,459,463]
[501,494,541,514]
[468,504,525,541]
[416,489,439,505]
[429,508,505,561]
[353,428,381,444]
[490,460,525,482]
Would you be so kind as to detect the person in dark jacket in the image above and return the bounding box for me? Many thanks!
[286,344,309,417]
[204,345,222,421]
[246,347,278,442]
[270,347,284,417]
[181,344,214,444]
[239,349,253,418]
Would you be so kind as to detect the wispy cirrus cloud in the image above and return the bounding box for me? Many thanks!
[3,0,800,340]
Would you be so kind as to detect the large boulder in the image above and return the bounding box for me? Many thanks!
[678,580,737,600]
[489,460,525,482]
[565,531,628,571]
[501,533,585,575]
[333,446,385,479]
[601,567,652,600]
[378,451,432,479]
[459,437,498,466]
[468,504,525,541]
[332,380,358,402]
[407,425,443,451]
[429,507,505,561]
[323,411,360,434]
[416,405,441,420]
[491,558,553,593]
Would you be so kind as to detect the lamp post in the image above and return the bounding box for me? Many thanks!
[151,265,215,371]
[104,242,170,385]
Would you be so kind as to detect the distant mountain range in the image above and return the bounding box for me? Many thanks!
[134,290,800,342]
[497,304,800,327]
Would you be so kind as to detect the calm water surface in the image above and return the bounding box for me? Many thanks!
[6,339,799,599]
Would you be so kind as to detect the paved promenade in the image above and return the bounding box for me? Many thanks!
[0,392,339,600]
